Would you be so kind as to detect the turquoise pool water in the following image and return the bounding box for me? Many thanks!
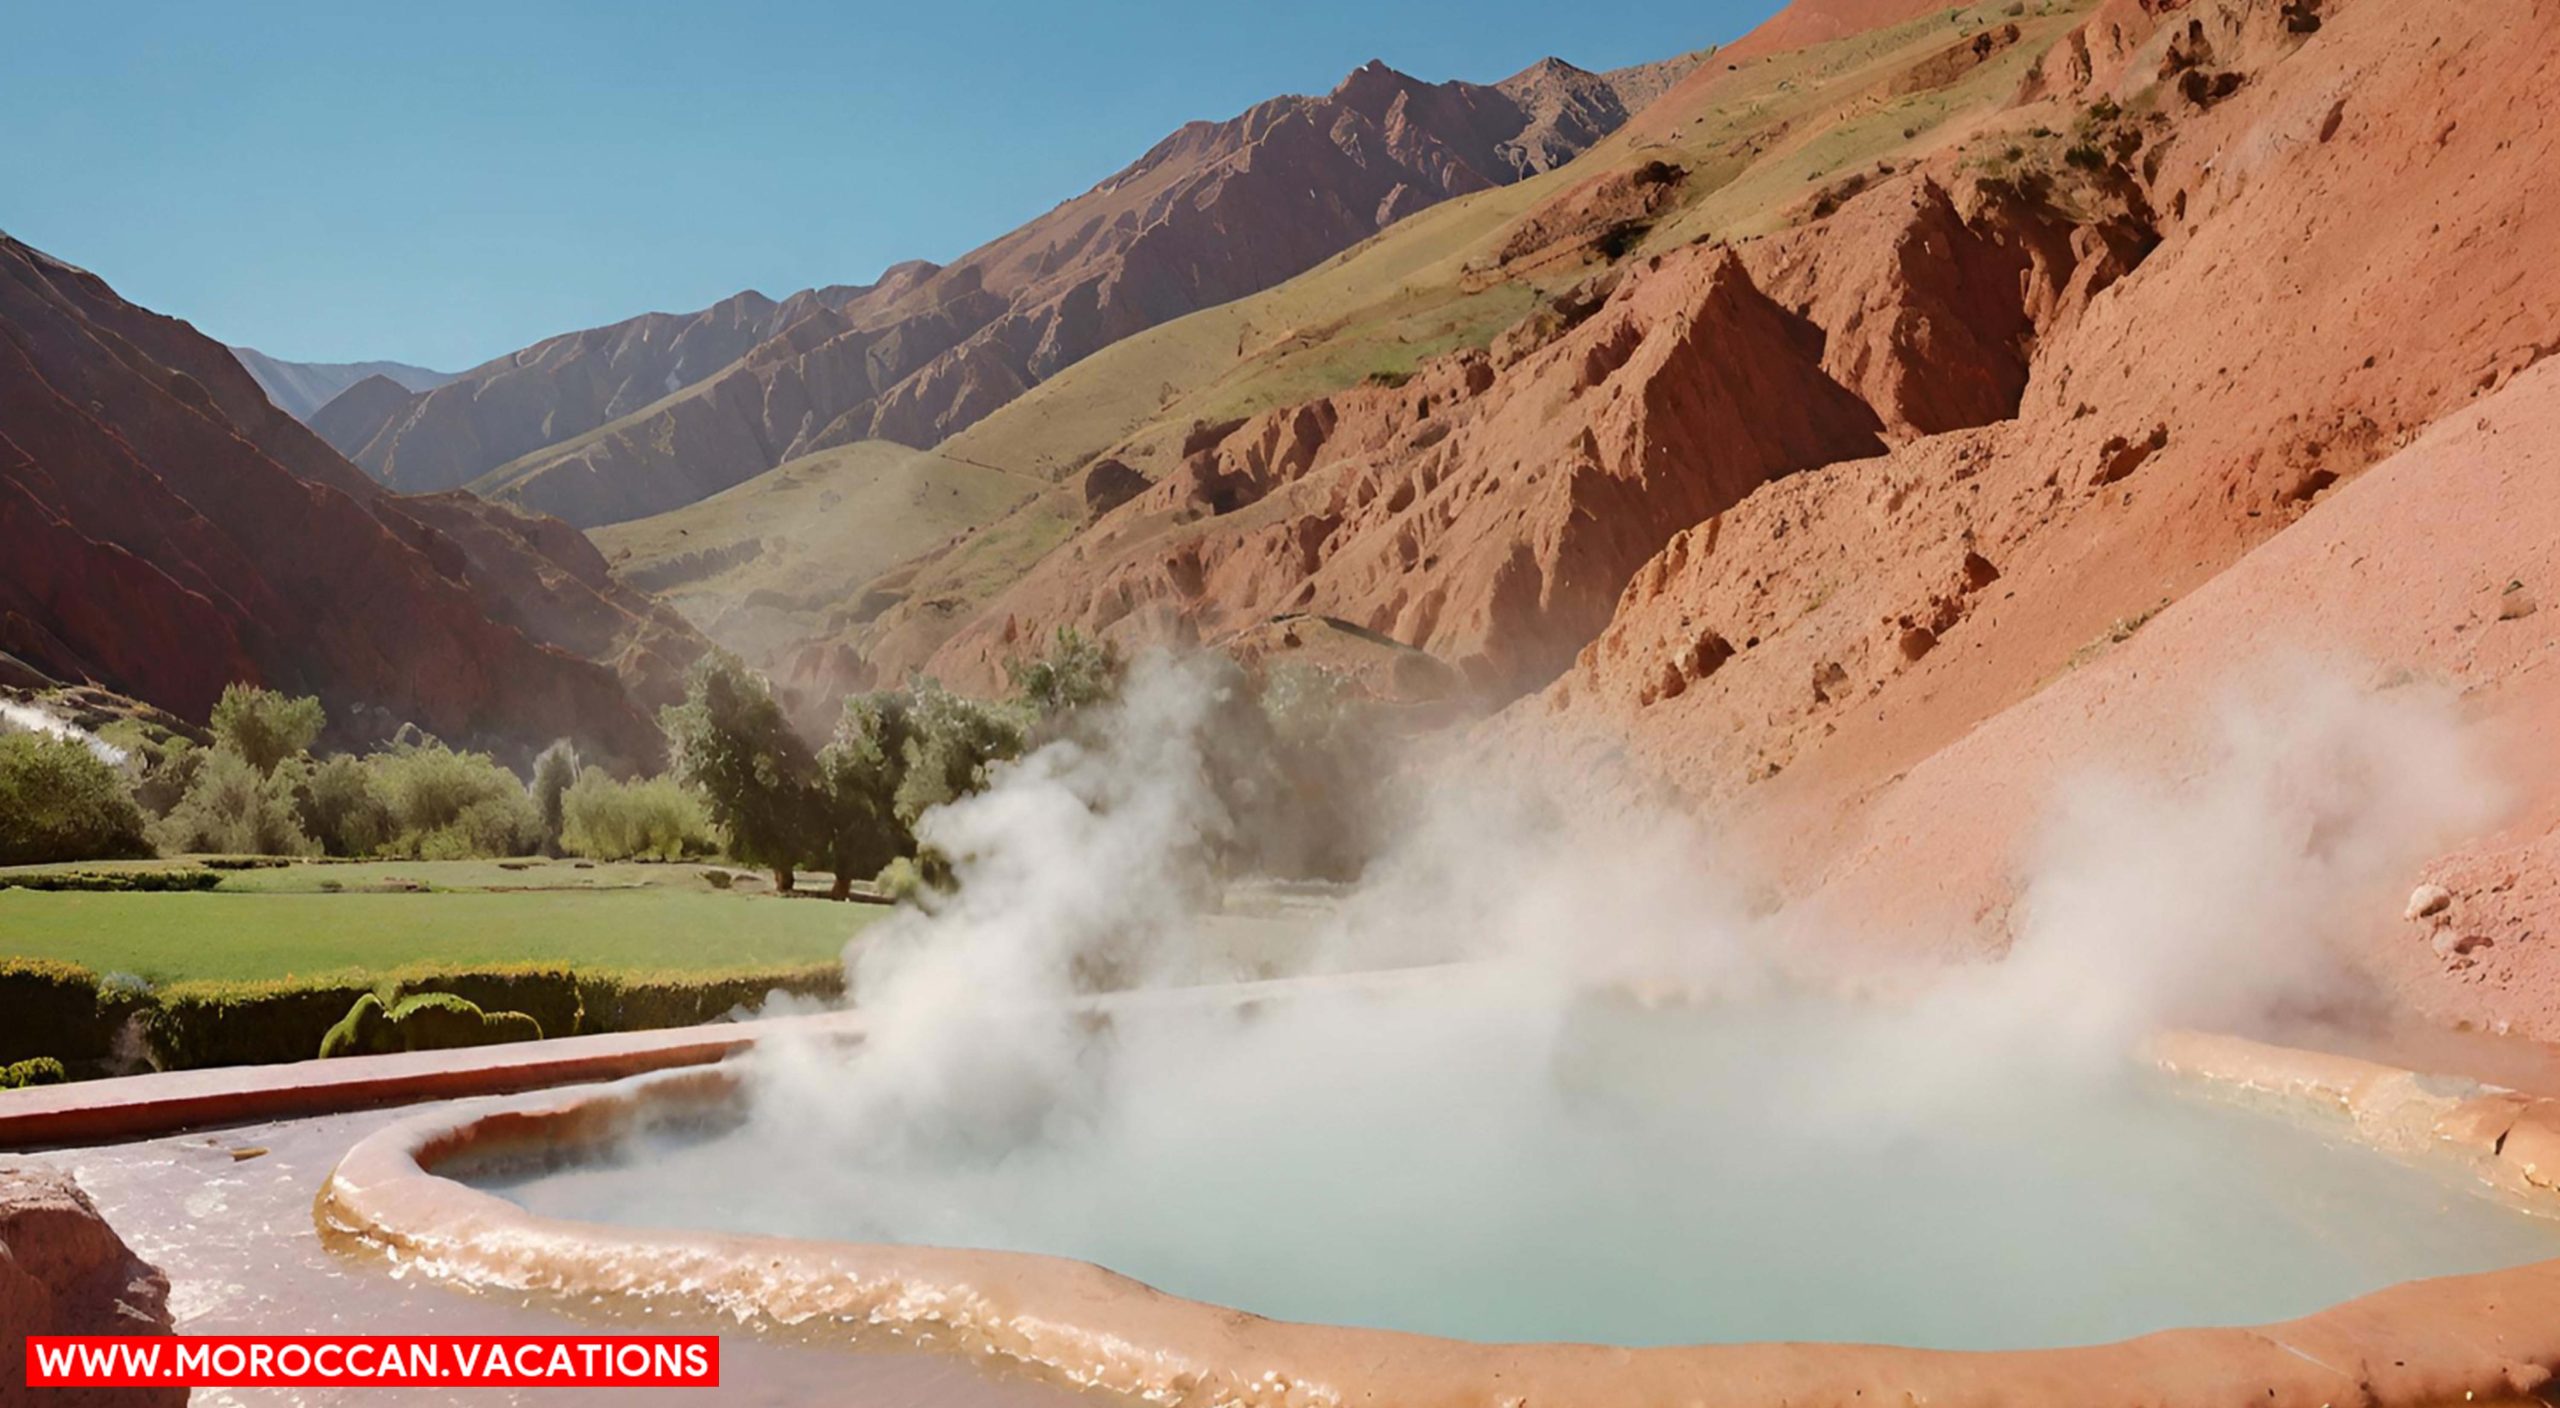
[469,989,2560,1350]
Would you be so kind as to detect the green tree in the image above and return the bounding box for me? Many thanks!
[1007,627,1120,726]
[893,681,1025,827]
[0,732,153,865]
[661,654,819,892]
[815,692,918,900]
[207,684,326,775]
[560,771,715,861]
[299,753,391,857]
[369,741,538,858]
[153,748,316,856]
[529,740,580,856]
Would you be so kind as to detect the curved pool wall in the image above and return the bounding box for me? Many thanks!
[317,1026,2560,1408]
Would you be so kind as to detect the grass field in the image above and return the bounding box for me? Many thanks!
[0,859,882,984]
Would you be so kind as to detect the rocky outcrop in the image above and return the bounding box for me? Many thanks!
[472,55,1700,528]
[0,237,704,766]
[1504,0,2560,1026]
[915,240,1903,700]
[1,1163,184,1408]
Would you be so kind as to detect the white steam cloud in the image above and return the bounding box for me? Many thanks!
[506,651,2515,1348]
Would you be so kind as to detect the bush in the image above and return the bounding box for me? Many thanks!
[0,732,153,865]
[299,754,391,857]
[560,772,715,862]
[384,993,542,1050]
[874,855,928,904]
[318,992,541,1058]
[152,747,317,856]
[384,965,581,1044]
[370,742,538,858]
[318,993,392,1059]
[0,1057,68,1090]
[208,684,325,775]
[0,958,124,1065]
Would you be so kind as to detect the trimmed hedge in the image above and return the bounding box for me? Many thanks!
[0,868,221,893]
[146,960,839,1071]
[0,959,123,1064]
[577,962,844,1033]
[151,975,379,1069]
[3,954,844,1075]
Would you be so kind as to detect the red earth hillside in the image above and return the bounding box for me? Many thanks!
[0,237,706,765]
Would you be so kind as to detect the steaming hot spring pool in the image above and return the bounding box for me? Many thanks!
[432,982,2560,1353]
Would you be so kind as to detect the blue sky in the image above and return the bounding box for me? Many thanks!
[0,1,1768,371]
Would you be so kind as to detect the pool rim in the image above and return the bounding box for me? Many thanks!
[317,1027,2560,1408]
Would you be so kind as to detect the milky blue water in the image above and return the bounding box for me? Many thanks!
[471,991,2560,1349]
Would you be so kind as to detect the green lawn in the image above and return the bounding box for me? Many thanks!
[0,859,883,984]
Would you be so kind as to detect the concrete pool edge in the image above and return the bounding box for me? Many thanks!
[314,1025,2560,1408]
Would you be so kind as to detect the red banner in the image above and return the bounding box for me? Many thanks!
[23,1335,719,1387]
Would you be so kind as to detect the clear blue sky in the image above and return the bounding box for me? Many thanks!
[0,0,1769,371]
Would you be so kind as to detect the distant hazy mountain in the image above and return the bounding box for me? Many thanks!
[329,53,1695,529]
[228,346,454,420]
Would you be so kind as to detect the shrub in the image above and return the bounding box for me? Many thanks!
[208,684,326,775]
[383,965,581,1044]
[317,991,543,1058]
[152,748,317,856]
[560,772,715,862]
[0,1057,68,1090]
[874,855,928,904]
[371,741,538,858]
[0,731,153,865]
[0,958,122,1065]
[383,993,542,1050]
[318,992,393,1059]
[299,753,392,857]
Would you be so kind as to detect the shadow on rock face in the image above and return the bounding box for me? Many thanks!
[1,1162,183,1407]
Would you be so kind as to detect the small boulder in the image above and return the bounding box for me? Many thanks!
[2406,883,2454,920]
[2,1163,184,1407]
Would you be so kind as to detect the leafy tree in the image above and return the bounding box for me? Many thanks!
[560,771,715,861]
[153,748,316,856]
[299,753,391,857]
[369,741,538,858]
[661,654,820,892]
[0,732,153,865]
[892,681,1026,827]
[208,684,326,775]
[1007,627,1120,726]
[529,740,580,856]
[815,693,918,900]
